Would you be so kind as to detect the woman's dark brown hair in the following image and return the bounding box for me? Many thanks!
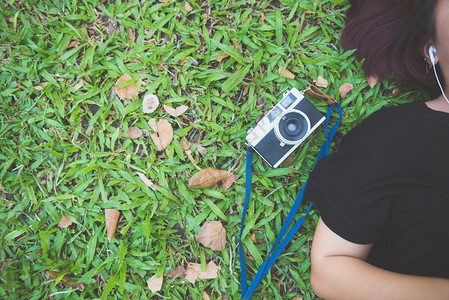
[340,0,440,92]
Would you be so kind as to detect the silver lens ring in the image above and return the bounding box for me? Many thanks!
[274,109,311,145]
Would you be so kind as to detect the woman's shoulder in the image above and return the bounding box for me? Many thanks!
[342,101,431,147]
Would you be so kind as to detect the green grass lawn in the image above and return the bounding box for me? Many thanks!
[0,0,427,299]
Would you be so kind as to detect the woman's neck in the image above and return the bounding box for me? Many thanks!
[425,94,449,113]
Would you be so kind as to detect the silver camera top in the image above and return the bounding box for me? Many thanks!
[246,88,325,168]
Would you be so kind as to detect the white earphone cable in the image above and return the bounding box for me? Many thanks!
[430,49,449,105]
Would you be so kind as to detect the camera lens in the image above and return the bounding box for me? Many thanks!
[278,111,309,143]
[287,121,298,132]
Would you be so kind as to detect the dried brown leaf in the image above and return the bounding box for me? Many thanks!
[148,118,158,132]
[149,119,173,151]
[184,2,193,11]
[115,74,139,100]
[137,172,157,191]
[186,150,201,170]
[105,209,120,241]
[65,281,85,290]
[188,168,232,188]
[392,87,401,97]
[66,41,82,49]
[46,270,70,281]
[163,104,189,117]
[203,291,211,300]
[197,221,226,251]
[167,266,186,279]
[146,275,163,293]
[185,261,221,284]
[127,127,142,139]
[34,86,43,91]
[149,133,163,150]
[250,233,256,243]
[338,82,354,99]
[222,174,239,191]
[73,80,84,92]
[278,66,295,79]
[314,76,329,88]
[143,94,159,113]
[367,75,379,88]
[260,12,266,21]
[180,138,192,150]
[217,54,230,62]
[58,214,72,228]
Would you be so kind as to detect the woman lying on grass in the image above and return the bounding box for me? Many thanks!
[304,0,449,299]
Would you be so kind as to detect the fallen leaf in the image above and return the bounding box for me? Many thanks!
[127,127,142,139]
[148,118,158,132]
[185,261,221,284]
[163,104,189,117]
[73,80,84,92]
[197,221,226,251]
[146,275,163,293]
[279,66,295,79]
[167,266,186,279]
[115,74,139,100]
[46,270,70,281]
[149,119,173,151]
[184,2,193,11]
[65,281,85,290]
[137,172,157,191]
[260,12,266,21]
[188,168,233,188]
[58,214,72,228]
[46,270,85,290]
[338,82,354,99]
[217,54,230,62]
[250,233,256,243]
[314,75,329,88]
[367,75,378,88]
[159,0,169,2]
[222,174,239,191]
[203,291,211,300]
[34,86,43,91]
[66,41,82,49]
[392,87,401,97]
[105,209,120,241]
[142,94,159,113]
[185,149,201,170]
[180,138,192,150]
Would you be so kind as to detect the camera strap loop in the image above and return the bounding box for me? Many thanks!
[306,85,337,106]
[239,103,342,299]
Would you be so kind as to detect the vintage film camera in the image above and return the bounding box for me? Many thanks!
[246,88,325,168]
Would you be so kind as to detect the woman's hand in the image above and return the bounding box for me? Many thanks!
[310,217,449,300]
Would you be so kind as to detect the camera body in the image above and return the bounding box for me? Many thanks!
[246,88,325,168]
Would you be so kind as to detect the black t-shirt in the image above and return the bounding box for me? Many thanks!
[304,101,449,278]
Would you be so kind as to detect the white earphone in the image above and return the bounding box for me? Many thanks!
[429,45,437,64]
[428,45,449,105]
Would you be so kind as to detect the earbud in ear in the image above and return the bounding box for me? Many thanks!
[429,45,437,64]
[429,44,449,105]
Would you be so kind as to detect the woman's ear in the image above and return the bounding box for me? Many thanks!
[424,40,439,65]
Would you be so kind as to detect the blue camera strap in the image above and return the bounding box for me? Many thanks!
[239,103,342,299]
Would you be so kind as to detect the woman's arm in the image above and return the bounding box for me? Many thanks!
[310,218,449,300]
